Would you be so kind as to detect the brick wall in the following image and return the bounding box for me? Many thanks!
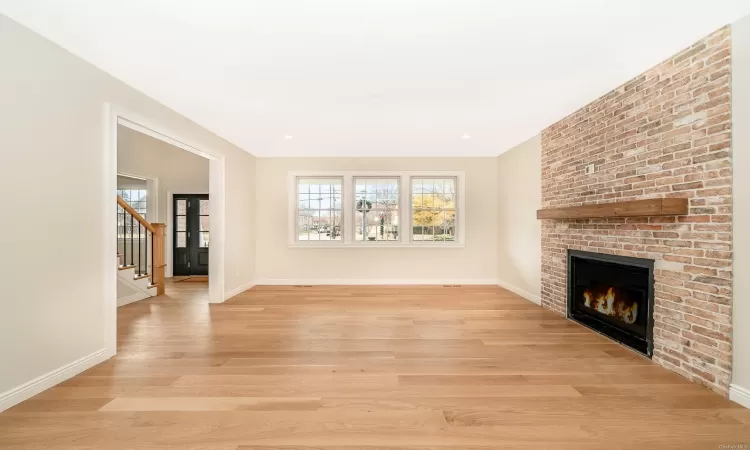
[540,27,732,394]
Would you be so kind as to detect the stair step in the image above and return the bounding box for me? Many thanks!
[118,265,136,271]
[133,273,151,281]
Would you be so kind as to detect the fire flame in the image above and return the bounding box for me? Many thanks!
[583,287,638,324]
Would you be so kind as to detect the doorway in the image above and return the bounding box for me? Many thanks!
[105,103,227,358]
[173,194,210,276]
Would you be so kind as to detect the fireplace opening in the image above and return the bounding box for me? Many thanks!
[567,250,654,357]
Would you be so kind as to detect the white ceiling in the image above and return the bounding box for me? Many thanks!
[2,1,749,157]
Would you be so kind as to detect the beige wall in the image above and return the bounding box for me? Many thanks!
[116,175,146,190]
[731,14,750,402]
[255,157,498,283]
[0,15,255,403]
[118,126,209,223]
[497,135,542,303]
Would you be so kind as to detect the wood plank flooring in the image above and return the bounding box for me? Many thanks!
[1,281,748,449]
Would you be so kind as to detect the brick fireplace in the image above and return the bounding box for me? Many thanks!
[540,27,732,394]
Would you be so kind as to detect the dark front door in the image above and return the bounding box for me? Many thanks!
[174,194,209,276]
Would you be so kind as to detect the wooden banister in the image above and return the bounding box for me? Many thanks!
[117,195,165,296]
[117,196,155,233]
[151,223,166,296]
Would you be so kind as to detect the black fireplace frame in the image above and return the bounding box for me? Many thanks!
[567,250,655,358]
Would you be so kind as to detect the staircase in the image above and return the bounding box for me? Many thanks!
[117,195,166,305]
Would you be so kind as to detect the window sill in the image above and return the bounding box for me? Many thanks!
[288,242,465,249]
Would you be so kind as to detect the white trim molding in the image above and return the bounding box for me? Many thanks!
[117,292,149,307]
[224,281,256,300]
[496,279,542,305]
[254,278,498,286]
[0,349,108,412]
[104,102,229,359]
[730,384,750,409]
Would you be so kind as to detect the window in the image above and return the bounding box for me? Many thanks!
[117,189,147,220]
[117,189,147,239]
[199,199,210,248]
[296,177,342,241]
[353,177,399,242]
[411,177,456,242]
[176,199,187,247]
[289,172,462,246]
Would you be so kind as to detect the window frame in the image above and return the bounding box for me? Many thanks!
[294,176,344,243]
[117,188,148,220]
[288,171,465,248]
[409,176,459,244]
[352,176,401,243]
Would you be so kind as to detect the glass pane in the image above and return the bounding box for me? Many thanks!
[412,193,423,208]
[353,209,399,242]
[298,213,312,240]
[435,211,452,241]
[331,211,342,240]
[355,181,367,197]
[176,232,186,248]
[176,200,186,215]
[446,210,456,227]
[200,231,209,248]
[439,227,456,241]
[200,216,209,231]
[413,209,439,241]
[412,212,424,241]
[298,193,309,209]
[200,200,209,215]
[177,216,186,231]
[444,178,456,195]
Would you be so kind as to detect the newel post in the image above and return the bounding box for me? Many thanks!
[151,223,166,296]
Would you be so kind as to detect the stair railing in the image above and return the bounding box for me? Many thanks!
[117,196,166,295]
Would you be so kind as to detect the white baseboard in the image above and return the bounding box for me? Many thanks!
[730,384,750,409]
[0,348,109,412]
[254,278,500,286]
[496,279,542,305]
[224,281,256,300]
[117,292,149,307]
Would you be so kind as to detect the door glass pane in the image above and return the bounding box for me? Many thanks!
[200,231,209,248]
[200,199,209,215]
[200,216,209,231]
[176,232,187,248]
[176,199,187,215]
[177,216,186,231]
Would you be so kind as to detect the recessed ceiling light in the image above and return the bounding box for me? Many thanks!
[284,135,293,140]
[462,134,471,140]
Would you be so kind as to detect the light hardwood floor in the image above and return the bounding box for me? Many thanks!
[1,281,748,449]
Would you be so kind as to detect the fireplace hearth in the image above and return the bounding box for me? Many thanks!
[567,250,654,357]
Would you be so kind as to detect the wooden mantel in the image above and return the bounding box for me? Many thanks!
[536,198,688,220]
